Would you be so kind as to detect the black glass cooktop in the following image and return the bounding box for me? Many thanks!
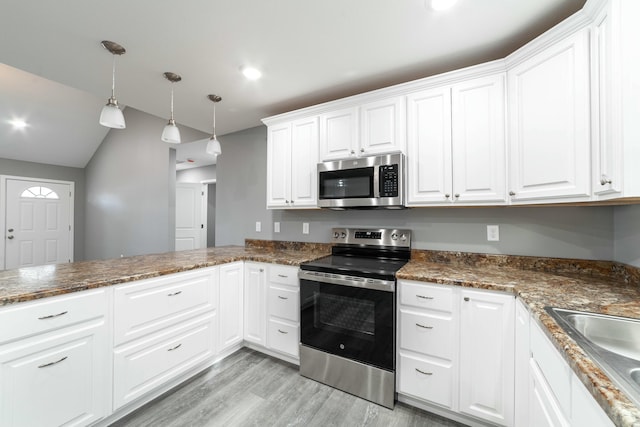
[300,255,408,281]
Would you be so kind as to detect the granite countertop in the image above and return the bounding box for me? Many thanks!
[0,243,330,306]
[398,251,640,427]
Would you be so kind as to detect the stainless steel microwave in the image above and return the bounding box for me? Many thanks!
[317,153,405,209]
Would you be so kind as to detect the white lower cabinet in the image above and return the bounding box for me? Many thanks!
[267,264,300,360]
[219,262,244,353]
[397,280,514,426]
[0,289,109,427]
[244,262,267,346]
[112,267,218,411]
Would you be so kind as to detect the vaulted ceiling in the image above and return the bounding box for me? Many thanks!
[0,0,585,169]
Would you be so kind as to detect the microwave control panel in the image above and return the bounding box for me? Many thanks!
[379,164,399,197]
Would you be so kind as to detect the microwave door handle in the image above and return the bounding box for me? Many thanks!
[373,166,380,198]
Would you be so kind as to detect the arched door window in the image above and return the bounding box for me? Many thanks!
[20,186,60,199]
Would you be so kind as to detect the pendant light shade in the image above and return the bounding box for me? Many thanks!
[205,95,222,156]
[161,72,182,144]
[99,40,126,129]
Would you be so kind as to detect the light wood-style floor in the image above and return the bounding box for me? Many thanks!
[111,348,468,427]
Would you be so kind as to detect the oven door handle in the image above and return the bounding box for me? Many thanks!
[298,270,395,292]
[373,165,380,198]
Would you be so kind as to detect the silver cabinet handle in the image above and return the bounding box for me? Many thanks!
[416,323,433,329]
[38,311,68,320]
[416,295,434,300]
[415,368,432,376]
[38,356,68,368]
[7,235,14,240]
[444,194,450,199]
[464,297,470,302]
[290,200,294,204]
[454,194,460,198]
[285,200,290,204]
[7,228,14,232]
[350,150,355,155]
[509,191,516,196]
[278,295,288,300]
[278,329,288,334]
[259,269,264,272]
[167,291,182,297]
[278,274,288,278]
[600,175,612,185]
[360,148,365,153]
[167,344,182,351]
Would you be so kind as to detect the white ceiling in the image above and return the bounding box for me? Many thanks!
[0,0,585,169]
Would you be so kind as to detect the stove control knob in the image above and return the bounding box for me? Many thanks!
[391,233,398,240]
[333,231,340,239]
[340,232,346,239]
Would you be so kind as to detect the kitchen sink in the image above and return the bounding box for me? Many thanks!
[545,307,640,406]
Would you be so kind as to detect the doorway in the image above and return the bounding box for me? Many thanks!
[1,176,74,270]
[175,183,207,250]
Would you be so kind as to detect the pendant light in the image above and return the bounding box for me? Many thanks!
[161,72,182,144]
[99,40,127,129]
[205,95,222,156]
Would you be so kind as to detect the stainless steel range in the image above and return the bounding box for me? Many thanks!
[298,227,411,409]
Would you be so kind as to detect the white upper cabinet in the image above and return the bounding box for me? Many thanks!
[507,28,591,204]
[406,72,506,206]
[359,96,406,157]
[591,0,640,200]
[266,116,319,209]
[319,107,359,161]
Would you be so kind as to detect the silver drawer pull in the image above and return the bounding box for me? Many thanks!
[416,295,434,300]
[278,295,288,300]
[167,291,182,297]
[277,274,288,278]
[167,344,182,351]
[278,329,288,334]
[38,356,68,368]
[415,368,433,376]
[38,311,68,320]
[416,323,433,329]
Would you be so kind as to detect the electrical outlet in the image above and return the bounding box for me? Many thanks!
[302,222,309,234]
[255,221,262,232]
[487,225,499,241]
[274,222,280,233]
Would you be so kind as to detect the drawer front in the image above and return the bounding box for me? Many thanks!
[399,309,454,360]
[269,285,299,322]
[269,265,298,286]
[0,289,107,344]
[268,319,299,358]
[114,269,214,345]
[398,353,454,409]
[113,315,215,409]
[399,281,453,313]
[530,320,571,417]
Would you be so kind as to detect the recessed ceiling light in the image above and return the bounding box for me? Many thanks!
[241,66,262,80]
[431,0,458,11]
[8,118,28,130]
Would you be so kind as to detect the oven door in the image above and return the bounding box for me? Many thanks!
[299,275,395,371]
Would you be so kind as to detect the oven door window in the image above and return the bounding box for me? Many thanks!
[300,279,394,371]
[318,167,374,199]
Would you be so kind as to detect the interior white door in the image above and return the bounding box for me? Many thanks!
[175,183,206,251]
[4,178,72,269]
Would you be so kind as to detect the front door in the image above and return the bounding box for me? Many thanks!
[4,178,73,269]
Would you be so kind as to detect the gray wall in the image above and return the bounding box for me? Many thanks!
[613,205,640,267]
[0,157,86,261]
[84,107,205,260]
[208,184,216,247]
[215,125,627,263]
[176,165,216,183]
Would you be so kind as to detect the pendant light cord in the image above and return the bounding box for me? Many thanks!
[212,102,217,138]
[111,55,117,99]
[170,85,175,120]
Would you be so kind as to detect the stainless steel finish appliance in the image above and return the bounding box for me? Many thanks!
[299,228,411,408]
[317,153,404,209]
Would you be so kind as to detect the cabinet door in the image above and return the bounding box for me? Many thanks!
[451,74,507,204]
[508,29,591,203]
[360,96,406,156]
[406,87,453,205]
[267,123,292,208]
[218,262,244,353]
[290,117,319,207]
[529,359,570,427]
[459,289,514,426]
[0,321,108,427]
[591,2,623,199]
[514,299,531,427]
[319,107,358,160]
[243,262,267,346]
